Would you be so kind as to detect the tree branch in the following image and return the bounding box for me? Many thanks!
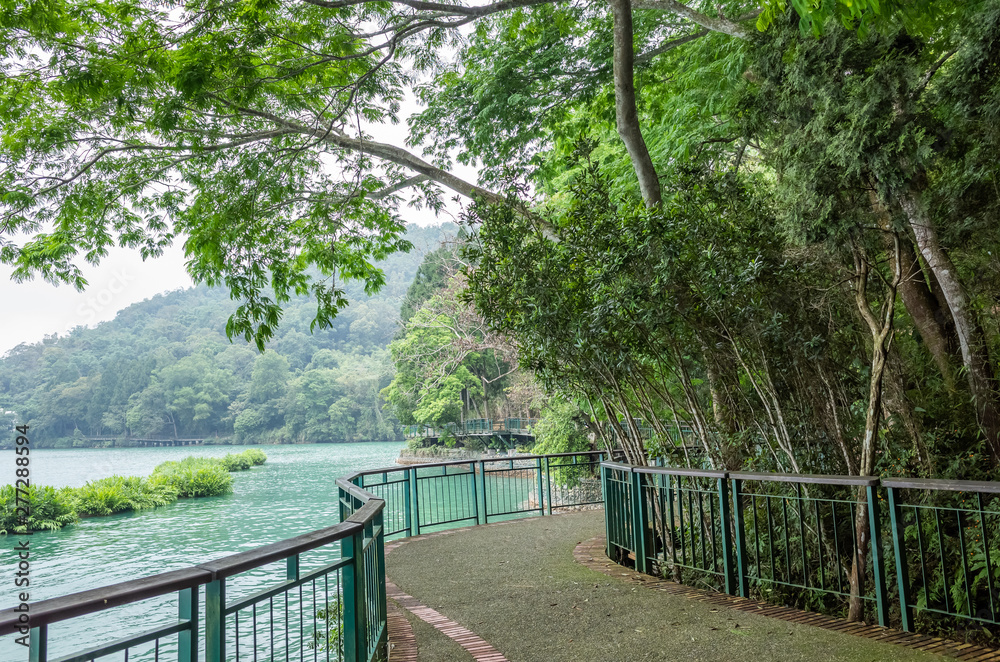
[631,0,750,39]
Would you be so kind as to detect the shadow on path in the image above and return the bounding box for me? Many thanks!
[385,510,950,662]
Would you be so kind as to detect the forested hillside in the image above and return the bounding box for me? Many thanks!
[0,225,456,447]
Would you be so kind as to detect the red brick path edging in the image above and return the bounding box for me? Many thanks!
[574,535,1000,662]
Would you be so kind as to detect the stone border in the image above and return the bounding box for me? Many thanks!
[574,535,1000,662]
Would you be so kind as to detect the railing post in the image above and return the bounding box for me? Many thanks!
[477,460,488,524]
[630,469,649,574]
[287,553,300,581]
[469,462,480,525]
[887,485,914,631]
[205,579,225,662]
[178,586,199,662]
[29,624,47,662]
[374,509,389,656]
[544,456,553,516]
[718,476,737,596]
[343,524,369,662]
[404,468,413,536]
[601,464,613,558]
[409,467,421,536]
[866,484,890,627]
[731,478,750,598]
[535,457,545,515]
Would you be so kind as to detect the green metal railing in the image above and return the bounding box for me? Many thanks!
[602,461,1000,633]
[0,481,388,662]
[400,419,539,439]
[883,477,1000,632]
[0,451,606,660]
[355,451,606,537]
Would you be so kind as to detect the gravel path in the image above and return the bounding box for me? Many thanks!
[385,511,949,662]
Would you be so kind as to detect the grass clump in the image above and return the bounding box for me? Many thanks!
[1,449,267,532]
[0,485,79,533]
[73,475,178,516]
[151,457,234,497]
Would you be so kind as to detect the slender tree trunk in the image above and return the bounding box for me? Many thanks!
[609,0,662,208]
[847,235,900,622]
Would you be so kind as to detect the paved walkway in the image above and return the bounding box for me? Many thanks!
[383,511,977,662]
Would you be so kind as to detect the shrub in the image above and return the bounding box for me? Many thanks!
[152,458,234,497]
[0,485,79,533]
[74,475,178,516]
[242,448,267,466]
[220,453,253,472]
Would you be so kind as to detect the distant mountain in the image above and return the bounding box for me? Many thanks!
[0,223,457,447]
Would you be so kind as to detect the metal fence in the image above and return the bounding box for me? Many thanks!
[0,451,605,661]
[602,461,1000,634]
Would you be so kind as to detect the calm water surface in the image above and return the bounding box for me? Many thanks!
[0,442,403,657]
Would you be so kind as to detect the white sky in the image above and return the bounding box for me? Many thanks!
[0,107,478,356]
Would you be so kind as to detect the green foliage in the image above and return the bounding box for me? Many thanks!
[73,476,178,516]
[309,597,343,654]
[151,457,234,498]
[0,485,78,533]
[0,225,455,448]
[532,400,592,487]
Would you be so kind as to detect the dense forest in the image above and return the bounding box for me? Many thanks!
[0,225,456,447]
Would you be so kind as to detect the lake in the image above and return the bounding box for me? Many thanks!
[0,442,404,658]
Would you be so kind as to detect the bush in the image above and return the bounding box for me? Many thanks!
[242,448,267,466]
[152,458,234,497]
[74,475,178,516]
[220,453,253,472]
[0,485,79,533]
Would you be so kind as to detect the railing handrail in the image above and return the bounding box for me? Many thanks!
[0,485,384,637]
[362,450,606,474]
[603,461,882,487]
[881,476,1000,494]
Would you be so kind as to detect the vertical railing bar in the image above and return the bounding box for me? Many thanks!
[719,477,735,595]
[536,457,545,516]
[781,496,791,583]
[866,484,889,627]
[732,478,749,598]
[544,457,553,516]
[957,508,973,617]
[935,509,952,615]
[915,506,929,611]
[752,492,762,582]
[29,624,48,662]
[832,501,843,595]
[795,485,807,587]
[668,474,678,566]
[887,486,913,632]
[178,585,198,662]
[815,499,825,593]
[708,488,718,574]
[978,493,997,623]
[697,485,708,571]
[205,579,225,662]
[765,495,776,582]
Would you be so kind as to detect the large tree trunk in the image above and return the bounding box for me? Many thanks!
[847,236,900,622]
[897,180,1000,462]
[610,0,662,208]
[869,190,959,390]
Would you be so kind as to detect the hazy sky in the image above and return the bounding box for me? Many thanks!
[0,243,195,356]
[0,92,480,358]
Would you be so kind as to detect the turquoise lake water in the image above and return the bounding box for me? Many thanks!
[0,442,404,659]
